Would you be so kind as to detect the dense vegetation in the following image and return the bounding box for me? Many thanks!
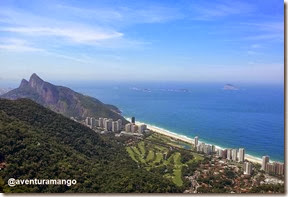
[0,98,180,193]
[250,184,285,193]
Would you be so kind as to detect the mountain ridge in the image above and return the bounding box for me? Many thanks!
[1,73,127,123]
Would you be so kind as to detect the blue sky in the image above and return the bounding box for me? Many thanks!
[0,0,284,84]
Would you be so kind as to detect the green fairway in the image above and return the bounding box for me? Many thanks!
[131,146,141,155]
[126,133,204,187]
[172,153,183,186]
[153,152,163,165]
[138,141,146,155]
[173,168,183,186]
[192,152,204,162]
[126,147,138,163]
[131,146,146,163]
[174,152,182,166]
[154,145,168,152]
[146,150,155,162]
[163,152,174,165]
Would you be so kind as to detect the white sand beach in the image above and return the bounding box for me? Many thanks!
[133,119,263,164]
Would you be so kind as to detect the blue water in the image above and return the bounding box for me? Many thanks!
[66,81,284,162]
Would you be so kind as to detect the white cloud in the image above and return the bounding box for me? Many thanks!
[0,7,135,48]
[2,27,123,43]
[0,1,181,48]
[0,39,43,52]
[0,44,42,52]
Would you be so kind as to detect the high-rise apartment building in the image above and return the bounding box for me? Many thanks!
[261,156,270,171]
[194,136,199,148]
[243,162,252,175]
[238,148,245,162]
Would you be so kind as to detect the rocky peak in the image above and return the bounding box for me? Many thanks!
[29,73,44,89]
[19,79,29,88]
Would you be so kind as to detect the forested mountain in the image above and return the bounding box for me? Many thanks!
[1,74,127,123]
[0,98,180,193]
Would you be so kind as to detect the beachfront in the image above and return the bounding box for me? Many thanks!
[133,120,263,164]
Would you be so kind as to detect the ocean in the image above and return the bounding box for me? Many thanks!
[68,81,284,162]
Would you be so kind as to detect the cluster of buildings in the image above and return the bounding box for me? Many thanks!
[194,136,245,162]
[217,148,245,163]
[84,116,149,136]
[124,123,147,133]
[194,136,285,177]
[194,136,216,155]
[261,156,284,175]
[123,117,150,135]
[194,136,253,175]
[85,117,123,132]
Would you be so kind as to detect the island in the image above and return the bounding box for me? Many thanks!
[223,84,239,90]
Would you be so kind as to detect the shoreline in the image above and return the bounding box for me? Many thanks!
[125,117,267,164]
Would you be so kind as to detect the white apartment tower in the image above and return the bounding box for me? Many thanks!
[131,124,139,133]
[274,162,284,175]
[232,149,238,161]
[243,162,252,175]
[238,148,245,162]
[112,121,118,132]
[138,124,147,133]
[99,118,104,128]
[90,117,96,128]
[85,117,91,125]
[227,149,232,160]
[218,149,223,157]
[212,145,215,153]
[104,119,113,131]
[125,123,132,132]
[116,119,122,131]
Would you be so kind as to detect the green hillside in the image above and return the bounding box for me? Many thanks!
[0,98,180,193]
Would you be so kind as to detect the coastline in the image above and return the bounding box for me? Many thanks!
[126,118,264,164]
